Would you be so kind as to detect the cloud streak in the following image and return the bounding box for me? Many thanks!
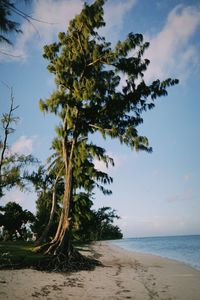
[144,5,200,82]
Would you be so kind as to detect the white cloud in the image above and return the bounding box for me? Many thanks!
[99,0,137,43]
[11,135,36,155]
[0,0,137,62]
[0,0,83,61]
[144,5,200,82]
[31,0,83,43]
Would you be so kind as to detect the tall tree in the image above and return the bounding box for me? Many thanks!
[39,0,178,259]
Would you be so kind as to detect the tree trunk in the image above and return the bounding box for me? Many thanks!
[44,166,73,257]
[34,187,57,246]
[34,169,63,247]
[42,134,76,258]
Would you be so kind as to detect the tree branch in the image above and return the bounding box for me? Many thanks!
[0,86,17,177]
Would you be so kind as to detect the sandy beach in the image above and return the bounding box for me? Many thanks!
[0,241,200,300]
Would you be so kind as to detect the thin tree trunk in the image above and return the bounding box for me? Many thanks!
[44,165,73,256]
[0,88,18,196]
[34,192,56,245]
[34,169,62,246]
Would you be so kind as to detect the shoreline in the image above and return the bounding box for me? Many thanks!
[0,241,200,299]
[109,240,200,272]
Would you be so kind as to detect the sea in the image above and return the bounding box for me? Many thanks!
[111,235,200,271]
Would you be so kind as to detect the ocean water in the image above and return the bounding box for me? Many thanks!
[111,235,200,271]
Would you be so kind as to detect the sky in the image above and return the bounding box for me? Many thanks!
[0,0,200,238]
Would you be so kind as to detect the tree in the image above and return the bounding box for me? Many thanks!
[0,201,35,240]
[0,86,19,179]
[39,0,178,260]
[73,206,123,242]
[100,223,122,240]
[92,207,122,241]
[0,86,37,197]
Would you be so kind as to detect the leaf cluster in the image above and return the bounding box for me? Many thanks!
[0,0,22,44]
[0,201,35,241]
[0,153,37,198]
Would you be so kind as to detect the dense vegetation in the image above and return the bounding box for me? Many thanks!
[0,0,178,271]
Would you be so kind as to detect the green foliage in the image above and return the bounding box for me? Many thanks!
[31,190,60,240]
[100,223,123,240]
[29,166,63,240]
[93,207,123,240]
[71,192,93,239]
[0,153,37,198]
[0,202,35,241]
[72,141,113,195]
[72,206,123,242]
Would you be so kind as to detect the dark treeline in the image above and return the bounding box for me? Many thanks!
[0,202,122,242]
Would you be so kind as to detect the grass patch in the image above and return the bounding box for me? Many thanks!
[0,241,49,269]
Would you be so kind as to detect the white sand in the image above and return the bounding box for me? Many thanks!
[0,241,200,299]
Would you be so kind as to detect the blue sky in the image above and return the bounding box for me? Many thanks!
[0,0,200,237]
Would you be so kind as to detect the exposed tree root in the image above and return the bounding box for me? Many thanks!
[33,242,52,254]
[36,250,101,272]
[33,241,101,272]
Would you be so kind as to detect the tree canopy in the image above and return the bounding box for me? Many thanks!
[0,201,35,240]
